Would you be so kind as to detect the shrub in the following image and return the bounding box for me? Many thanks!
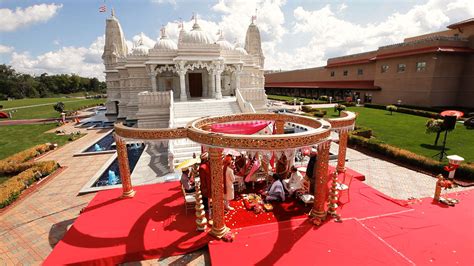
[53,102,65,114]
[0,143,54,175]
[319,95,328,101]
[335,104,346,116]
[351,126,372,138]
[348,134,474,180]
[312,109,327,118]
[0,161,59,208]
[364,103,440,118]
[386,105,398,115]
[301,105,314,113]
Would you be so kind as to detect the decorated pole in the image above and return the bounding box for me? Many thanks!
[327,171,341,222]
[114,134,136,198]
[275,120,285,135]
[336,129,349,173]
[209,147,229,238]
[194,179,207,231]
[310,140,331,225]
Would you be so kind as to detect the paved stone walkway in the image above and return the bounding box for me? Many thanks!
[0,124,113,264]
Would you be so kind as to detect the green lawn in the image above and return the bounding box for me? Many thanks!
[6,98,105,120]
[0,97,83,109]
[327,107,474,163]
[0,123,71,160]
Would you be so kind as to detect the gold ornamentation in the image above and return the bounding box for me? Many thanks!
[327,171,341,222]
[209,147,229,238]
[114,134,136,198]
[194,180,207,231]
[310,140,331,223]
[336,130,349,173]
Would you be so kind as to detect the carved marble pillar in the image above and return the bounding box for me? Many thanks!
[310,140,331,225]
[275,120,285,134]
[150,71,157,92]
[210,70,216,98]
[215,70,223,100]
[209,147,229,238]
[178,70,187,101]
[114,134,136,198]
[337,129,349,173]
[235,65,242,91]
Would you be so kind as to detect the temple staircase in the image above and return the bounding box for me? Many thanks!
[170,97,241,167]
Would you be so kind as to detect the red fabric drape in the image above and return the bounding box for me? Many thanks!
[211,121,271,135]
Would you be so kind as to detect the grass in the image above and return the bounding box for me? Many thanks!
[267,94,327,104]
[6,98,105,120]
[0,123,71,160]
[0,97,83,109]
[323,107,474,163]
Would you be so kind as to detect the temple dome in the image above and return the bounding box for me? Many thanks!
[154,27,177,50]
[182,22,214,44]
[216,31,234,50]
[235,42,248,55]
[131,37,148,56]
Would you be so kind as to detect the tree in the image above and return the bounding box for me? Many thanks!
[425,118,452,146]
[334,104,346,116]
[386,105,397,115]
[53,102,65,114]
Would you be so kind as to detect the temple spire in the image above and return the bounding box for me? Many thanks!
[111,7,115,18]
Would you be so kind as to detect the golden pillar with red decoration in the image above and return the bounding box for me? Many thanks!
[208,147,229,238]
[114,134,136,198]
[275,120,285,134]
[336,129,349,173]
[310,140,331,225]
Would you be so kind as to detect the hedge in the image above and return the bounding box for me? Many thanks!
[364,103,441,118]
[348,134,474,180]
[0,160,59,208]
[0,143,55,176]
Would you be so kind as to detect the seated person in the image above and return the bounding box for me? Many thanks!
[283,166,305,196]
[180,168,195,193]
[234,154,247,176]
[276,153,289,179]
[262,174,285,202]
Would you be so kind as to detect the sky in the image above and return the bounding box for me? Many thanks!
[0,0,473,80]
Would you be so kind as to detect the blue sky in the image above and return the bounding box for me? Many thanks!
[0,0,472,79]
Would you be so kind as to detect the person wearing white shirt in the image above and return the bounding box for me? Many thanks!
[283,166,304,196]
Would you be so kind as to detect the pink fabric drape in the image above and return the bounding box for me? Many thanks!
[210,121,271,135]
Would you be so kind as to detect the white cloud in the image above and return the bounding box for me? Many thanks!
[151,0,177,5]
[269,0,474,71]
[0,4,62,32]
[10,36,106,80]
[0,44,14,54]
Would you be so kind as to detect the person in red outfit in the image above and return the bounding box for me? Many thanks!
[199,152,211,213]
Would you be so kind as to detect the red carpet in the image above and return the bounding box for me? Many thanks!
[210,188,474,265]
[44,182,211,265]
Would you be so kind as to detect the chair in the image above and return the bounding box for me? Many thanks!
[297,178,314,206]
[336,173,353,206]
[181,185,196,215]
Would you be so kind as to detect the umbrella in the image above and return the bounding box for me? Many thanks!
[175,158,200,170]
[440,110,464,118]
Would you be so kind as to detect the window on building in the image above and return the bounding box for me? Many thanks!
[343,70,348,76]
[416,61,426,72]
[381,65,389,73]
[357,69,363,75]
[397,64,406,73]
[330,71,335,77]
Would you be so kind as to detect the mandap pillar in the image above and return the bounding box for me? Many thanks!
[336,129,349,173]
[208,147,229,238]
[275,120,285,134]
[114,134,136,198]
[310,140,331,225]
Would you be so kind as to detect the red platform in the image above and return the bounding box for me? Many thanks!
[45,167,474,265]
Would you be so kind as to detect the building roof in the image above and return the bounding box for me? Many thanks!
[447,18,474,29]
[265,80,380,90]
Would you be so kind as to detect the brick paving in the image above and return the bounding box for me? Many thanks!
[0,124,114,264]
[0,123,472,265]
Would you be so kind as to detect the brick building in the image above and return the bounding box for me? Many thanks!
[265,18,474,107]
